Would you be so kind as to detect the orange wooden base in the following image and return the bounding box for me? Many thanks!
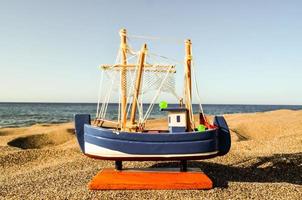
[88,168,213,190]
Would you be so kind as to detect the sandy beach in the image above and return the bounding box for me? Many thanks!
[0,109,301,199]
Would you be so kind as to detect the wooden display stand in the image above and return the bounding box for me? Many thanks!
[88,161,213,190]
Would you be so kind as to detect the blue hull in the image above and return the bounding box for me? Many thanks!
[74,114,231,161]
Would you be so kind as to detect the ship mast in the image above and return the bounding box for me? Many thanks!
[120,29,128,130]
[184,39,194,131]
[130,44,147,127]
[99,29,177,131]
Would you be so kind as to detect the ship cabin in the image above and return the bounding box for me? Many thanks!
[161,108,188,133]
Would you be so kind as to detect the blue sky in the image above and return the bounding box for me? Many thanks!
[0,0,301,104]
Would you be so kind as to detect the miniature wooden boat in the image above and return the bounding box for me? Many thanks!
[75,114,231,161]
[74,29,231,170]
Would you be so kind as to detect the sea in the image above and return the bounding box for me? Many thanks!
[0,103,301,128]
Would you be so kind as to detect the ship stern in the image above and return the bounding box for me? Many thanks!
[74,114,91,153]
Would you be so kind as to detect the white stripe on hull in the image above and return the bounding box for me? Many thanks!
[84,142,218,158]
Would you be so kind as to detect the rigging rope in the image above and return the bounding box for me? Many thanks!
[142,64,175,123]
[96,34,206,130]
[126,34,183,44]
[192,60,205,115]
[96,69,104,118]
[148,52,183,65]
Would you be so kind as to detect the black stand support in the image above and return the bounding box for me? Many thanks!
[180,160,187,172]
[115,161,123,170]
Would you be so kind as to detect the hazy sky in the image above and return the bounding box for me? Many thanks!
[0,0,301,104]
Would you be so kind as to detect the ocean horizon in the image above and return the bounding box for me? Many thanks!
[0,102,301,128]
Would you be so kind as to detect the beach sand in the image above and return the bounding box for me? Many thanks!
[0,110,301,199]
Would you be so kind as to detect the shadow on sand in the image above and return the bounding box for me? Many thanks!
[150,153,302,188]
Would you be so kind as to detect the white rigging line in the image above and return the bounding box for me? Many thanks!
[102,79,114,119]
[127,34,183,44]
[147,53,181,100]
[142,65,174,123]
[192,60,205,115]
[138,85,144,123]
[98,48,121,120]
[126,37,140,55]
[125,65,138,119]
[148,52,183,65]
[125,54,138,62]
[185,72,195,128]
[96,69,104,118]
[99,71,116,119]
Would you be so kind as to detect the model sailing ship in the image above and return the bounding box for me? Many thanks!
[75,29,231,171]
